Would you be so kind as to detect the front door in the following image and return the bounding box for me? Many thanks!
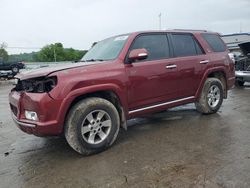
[125,34,179,110]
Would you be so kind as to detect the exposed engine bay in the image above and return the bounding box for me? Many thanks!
[235,42,250,71]
[235,56,250,71]
[235,42,250,86]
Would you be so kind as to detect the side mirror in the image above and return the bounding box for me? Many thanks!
[128,48,148,62]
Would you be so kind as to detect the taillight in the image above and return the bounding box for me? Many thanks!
[228,53,235,64]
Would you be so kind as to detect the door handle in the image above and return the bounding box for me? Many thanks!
[200,60,209,64]
[166,64,177,69]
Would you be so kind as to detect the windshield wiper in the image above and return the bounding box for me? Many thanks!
[85,59,104,62]
[74,60,86,63]
[74,59,105,63]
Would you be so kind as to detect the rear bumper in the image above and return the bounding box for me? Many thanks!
[9,91,63,136]
[235,71,250,82]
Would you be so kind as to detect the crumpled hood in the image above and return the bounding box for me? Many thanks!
[239,42,250,57]
[15,61,104,80]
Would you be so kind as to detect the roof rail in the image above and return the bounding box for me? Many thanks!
[173,29,208,32]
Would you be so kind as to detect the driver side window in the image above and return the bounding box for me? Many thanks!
[130,34,170,62]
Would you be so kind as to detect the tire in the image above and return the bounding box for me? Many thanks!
[65,97,120,155]
[235,80,244,87]
[11,66,19,74]
[195,78,224,114]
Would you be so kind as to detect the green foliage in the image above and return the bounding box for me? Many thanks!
[8,43,87,63]
[9,52,38,62]
[64,48,87,61]
[35,43,87,62]
[0,48,8,61]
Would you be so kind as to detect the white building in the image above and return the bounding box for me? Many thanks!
[221,33,250,52]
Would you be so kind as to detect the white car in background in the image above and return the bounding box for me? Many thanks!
[235,42,250,86]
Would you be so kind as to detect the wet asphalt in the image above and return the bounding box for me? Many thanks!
[0,82,250,188]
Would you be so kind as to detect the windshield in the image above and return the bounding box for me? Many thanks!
[81,35,129,61]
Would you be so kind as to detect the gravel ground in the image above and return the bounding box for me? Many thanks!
[0,82,250,188]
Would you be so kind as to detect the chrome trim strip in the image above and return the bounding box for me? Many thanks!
[228,77,236,81]
[166,64,177,69]
[128,96,195,114]
[11,114,36,128]
[200,60,210,64]
[235,71,250,78]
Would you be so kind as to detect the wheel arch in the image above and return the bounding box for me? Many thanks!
[196,67,228,99]
[63,90,127,132]
[207,71,227,98]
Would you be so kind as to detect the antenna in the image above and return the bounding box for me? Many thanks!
[158,13,162,30]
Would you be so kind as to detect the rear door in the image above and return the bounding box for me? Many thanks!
[169,33,208,98]
[126,34,179,110]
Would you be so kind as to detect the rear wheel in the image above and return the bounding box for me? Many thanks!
[195,78,224,114]
[65,97,120,155]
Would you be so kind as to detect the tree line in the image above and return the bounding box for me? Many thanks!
[0,43,87,63]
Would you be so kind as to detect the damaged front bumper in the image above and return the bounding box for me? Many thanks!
[9,90,63,136]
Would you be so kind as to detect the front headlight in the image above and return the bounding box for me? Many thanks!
[20,76,57,93]
[43,77,57,92]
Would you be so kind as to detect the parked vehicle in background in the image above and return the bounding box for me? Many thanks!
[234,42,250,86]
[0,57,25,74]
[9,30,235,155]
[0,70,14,79]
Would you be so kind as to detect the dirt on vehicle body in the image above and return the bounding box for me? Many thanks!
[9,30,235,155]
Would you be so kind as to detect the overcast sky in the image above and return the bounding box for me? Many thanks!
[0,0,250,54]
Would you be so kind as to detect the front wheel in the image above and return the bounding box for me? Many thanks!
[195,78,224,114]
[65,97,120,155]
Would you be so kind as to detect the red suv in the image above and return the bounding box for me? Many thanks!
[9,30,235,155]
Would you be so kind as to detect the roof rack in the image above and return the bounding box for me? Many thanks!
[173,29,208,32]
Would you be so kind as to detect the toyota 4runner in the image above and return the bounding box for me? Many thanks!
[9,30,235,155]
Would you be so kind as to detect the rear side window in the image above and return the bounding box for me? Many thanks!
[130,34,170,61]
[201,33,226,52]
[171,34,204,57]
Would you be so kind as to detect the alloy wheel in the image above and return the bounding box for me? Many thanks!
[207,85,221,108]
[81,110,112,144]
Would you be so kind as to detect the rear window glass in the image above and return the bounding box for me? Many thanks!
[201,33,226,52]
[172,34,204,57]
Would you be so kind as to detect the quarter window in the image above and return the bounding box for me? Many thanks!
[130,34,170,61]
[201,33,226,52]
[172,34,204,57]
